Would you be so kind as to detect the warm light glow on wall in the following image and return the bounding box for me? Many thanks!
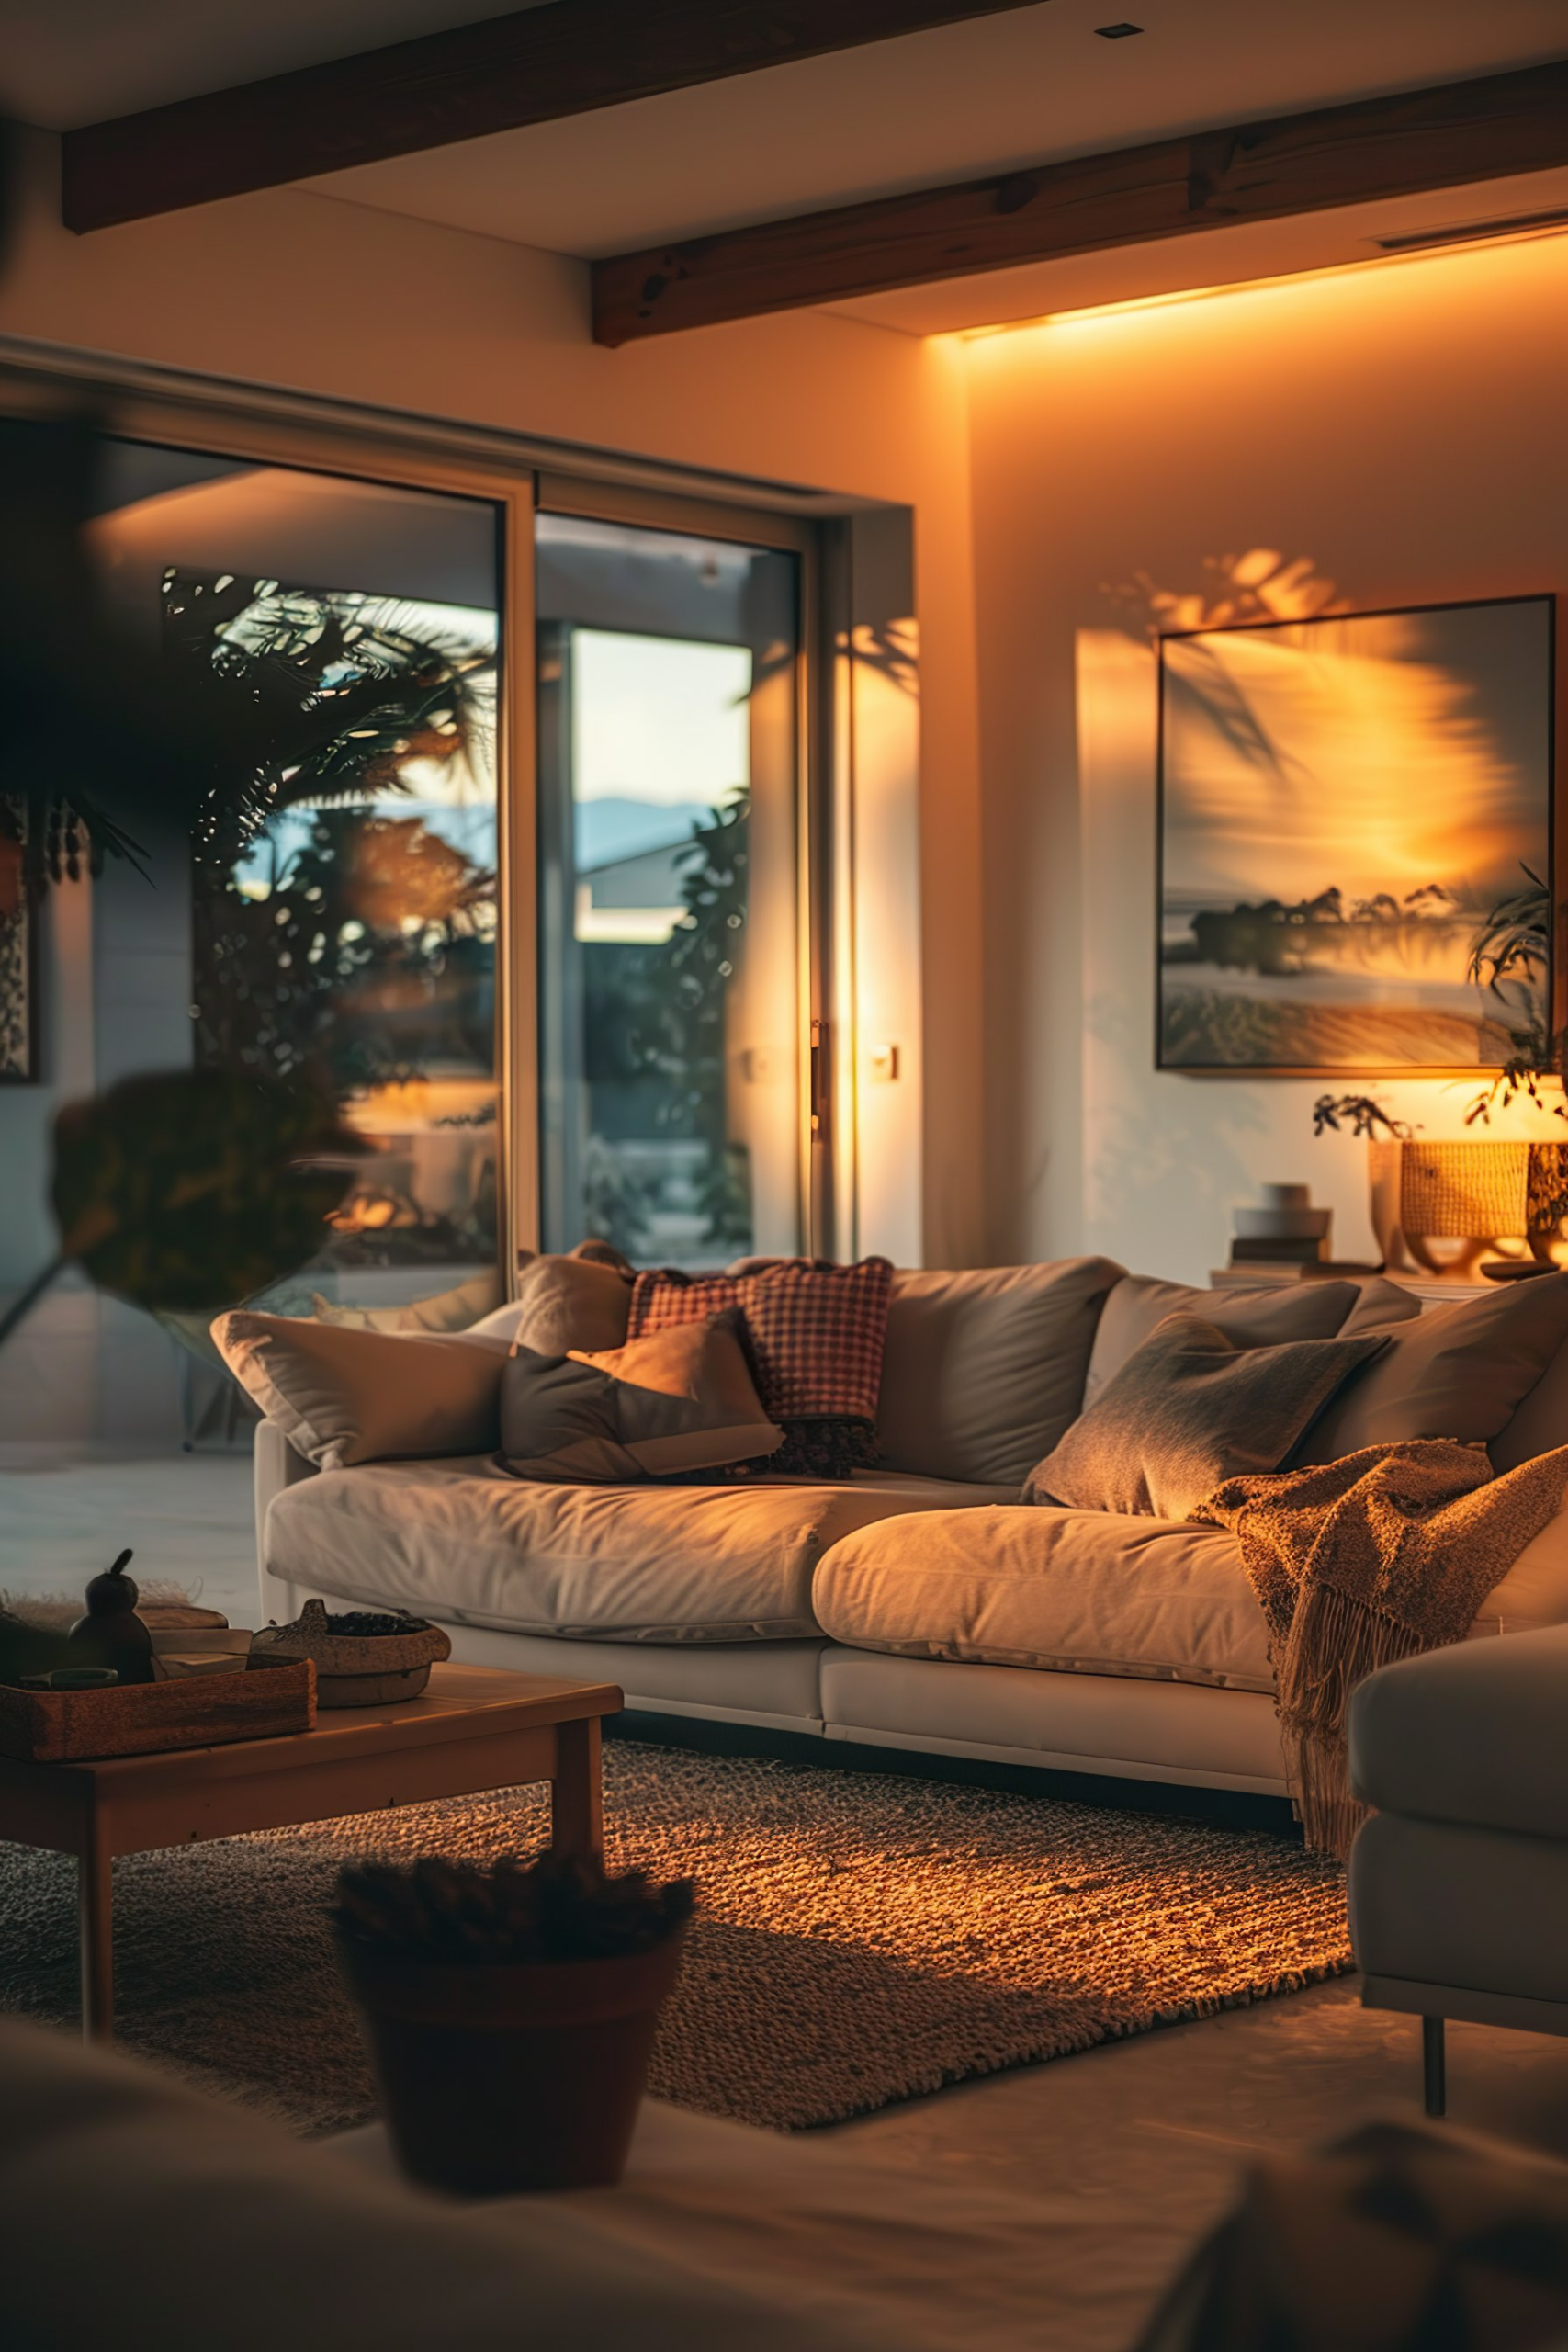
[947,220,1568,349]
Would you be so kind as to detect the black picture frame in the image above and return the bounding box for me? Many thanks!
[1156,592,1558,1077]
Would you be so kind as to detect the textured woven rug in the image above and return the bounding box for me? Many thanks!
[0,1741,1349,2133]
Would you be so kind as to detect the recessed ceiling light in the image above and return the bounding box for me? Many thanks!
[1095,21,1145,35]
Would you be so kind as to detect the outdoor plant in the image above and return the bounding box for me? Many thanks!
[334,1850,695,1964]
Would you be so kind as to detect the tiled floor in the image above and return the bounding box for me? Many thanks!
[6,1445,1568,2348]
[0,1446,258,1624]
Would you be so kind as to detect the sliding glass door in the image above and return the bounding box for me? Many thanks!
[535,503,809,1269]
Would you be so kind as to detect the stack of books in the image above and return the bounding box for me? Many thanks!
[1216,1183,1380,1285]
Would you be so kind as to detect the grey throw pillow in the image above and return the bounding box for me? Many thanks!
[499,1312,782,1484]
[1025,1313,1389,1522]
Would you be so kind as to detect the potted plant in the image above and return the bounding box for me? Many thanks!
[334,1850,694,2195]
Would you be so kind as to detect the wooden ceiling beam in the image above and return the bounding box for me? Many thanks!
[592,57,1568,344]
[61,0,1057,233]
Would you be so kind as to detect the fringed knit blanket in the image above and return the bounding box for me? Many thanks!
[1192,1440,1568,1858]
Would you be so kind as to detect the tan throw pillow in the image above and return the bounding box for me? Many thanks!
[211,1312,510,1469]
[1083,1275,1414,1408]
[1295,1271,1568,1464]
[877,1257,1127,1485]
[1026,1314,1388,1521]
[310,1267,504,1335]
[463,1252,633,1357]
[499,1315,782,1484]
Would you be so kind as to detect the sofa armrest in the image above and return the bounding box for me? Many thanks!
[1349,1624,1568,1837]
[254,1419,318,1627]
[254,1416,317,1519]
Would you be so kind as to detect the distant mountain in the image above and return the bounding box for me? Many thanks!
[575,797,709,874]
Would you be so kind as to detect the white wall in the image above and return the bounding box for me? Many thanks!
[0,129,986,1278]
[964,232,1568,1284]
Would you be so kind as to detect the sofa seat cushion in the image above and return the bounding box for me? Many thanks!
[264,1461,1014,1645]
[814,1506,1277,1691]
[813,1501,1568,1696]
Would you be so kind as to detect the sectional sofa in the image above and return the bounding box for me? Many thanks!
[253,1259,1568,1800]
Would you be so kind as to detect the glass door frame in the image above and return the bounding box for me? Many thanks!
[533,474,829,1263]
[0,353,839,1285]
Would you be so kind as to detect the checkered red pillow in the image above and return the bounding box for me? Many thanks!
[628,1258,894,1476]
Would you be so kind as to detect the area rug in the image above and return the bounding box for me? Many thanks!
[0,1741,1350,2133]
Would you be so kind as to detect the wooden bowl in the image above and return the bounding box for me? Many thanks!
[252,1600,451,1707]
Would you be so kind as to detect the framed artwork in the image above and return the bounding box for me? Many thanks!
[1157,594,1556,1074]
[0,832,37,1083]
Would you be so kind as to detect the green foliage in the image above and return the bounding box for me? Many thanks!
[50,1068,359,1313]
[1468,865,1551,998]
[1312,1094,1414,1141]
[581,1134,660,1260]
[577,791,754,1250]
[194,808,494,1092]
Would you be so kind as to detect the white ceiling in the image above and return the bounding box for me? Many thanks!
[6,0,1567,336]
[295,0,1568,260]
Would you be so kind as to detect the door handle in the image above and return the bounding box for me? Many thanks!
[809,1019,829,1136]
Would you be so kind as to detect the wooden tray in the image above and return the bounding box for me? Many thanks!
[0,1656,316,1763]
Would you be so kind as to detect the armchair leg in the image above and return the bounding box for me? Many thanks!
[1422,2016,1446,2118]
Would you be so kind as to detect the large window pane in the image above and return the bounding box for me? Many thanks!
[92,447,503,1320]
[536,513,801,1268]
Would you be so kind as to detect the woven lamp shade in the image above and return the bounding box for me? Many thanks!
[1399,1141,1529,1238]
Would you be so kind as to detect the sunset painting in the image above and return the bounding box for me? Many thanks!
[1157,596,1555,1072]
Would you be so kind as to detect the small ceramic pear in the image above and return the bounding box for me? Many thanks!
[68,1548,154,1685]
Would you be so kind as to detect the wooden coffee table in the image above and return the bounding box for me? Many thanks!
[0,1664,622,2042]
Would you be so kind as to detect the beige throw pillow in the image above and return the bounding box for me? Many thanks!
[499,1315,783,1484]
[463,1252,634,1357]
[1026,1314,1388,1521]
[1295,1271,1568,1464]
[212,1311,509,1468]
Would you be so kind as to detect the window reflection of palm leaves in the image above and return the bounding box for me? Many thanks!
[164,571,495,873]
[175,571,498,1099]
[196,809,494,1094]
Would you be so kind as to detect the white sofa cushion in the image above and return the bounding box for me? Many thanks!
[875,1257,1125,1486]
[813,1499,1568,1694]
[265,1461,1016,1644]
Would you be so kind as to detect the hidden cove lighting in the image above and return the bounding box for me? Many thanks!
[953,207,1568,343]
